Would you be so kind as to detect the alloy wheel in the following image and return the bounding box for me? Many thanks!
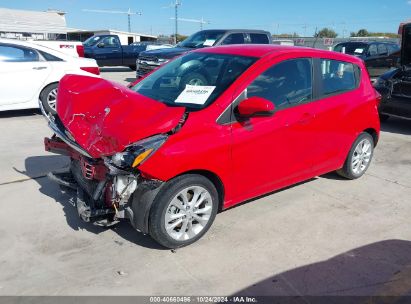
[47,88,58,110]
[351,138,372,175]
[164,186,213,241]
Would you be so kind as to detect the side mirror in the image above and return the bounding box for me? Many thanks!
[236,96,275,118]
[97,42,105,48]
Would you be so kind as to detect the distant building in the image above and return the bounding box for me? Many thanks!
[67,29,157,44]
[0,7,69,40]
[0,7,157,43]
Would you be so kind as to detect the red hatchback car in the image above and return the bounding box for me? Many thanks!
[42,45,380,248]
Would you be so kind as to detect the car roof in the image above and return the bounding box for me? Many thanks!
[197,29,270,34]
[336,41,397,46]
[196,44,364,64]
[0,38,79,61]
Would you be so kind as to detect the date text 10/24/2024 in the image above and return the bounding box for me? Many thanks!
[149,296,258,303]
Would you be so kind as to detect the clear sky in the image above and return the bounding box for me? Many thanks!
[0,0,410,37]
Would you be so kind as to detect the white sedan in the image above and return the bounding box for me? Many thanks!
[0,38,100,114]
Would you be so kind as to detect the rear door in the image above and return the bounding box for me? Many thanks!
[0,43,51,106]
[310,58,361,173]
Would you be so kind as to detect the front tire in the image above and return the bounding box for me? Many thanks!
[149,174,218,249]
[337,132,374,180]
[40,83,59,115]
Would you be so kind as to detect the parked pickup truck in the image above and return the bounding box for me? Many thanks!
[136,29,272,77]
[83,35,172,70]
[31,40,85,58]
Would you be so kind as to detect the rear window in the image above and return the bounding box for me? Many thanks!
[319,59,359,97]
[250,33,269,44]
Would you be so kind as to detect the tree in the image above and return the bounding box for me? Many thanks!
[356,29,369,37]
[350,29,399,38]
[315,27,338,38]
[171,34,188,43]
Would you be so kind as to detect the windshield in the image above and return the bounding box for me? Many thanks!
[178,30,226,49]
[131,52,257,110]
[83,36,103,47]
[334,43,368,55]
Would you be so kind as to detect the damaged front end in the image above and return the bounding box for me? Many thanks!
[43,126,164,232]
[40,75,187,232]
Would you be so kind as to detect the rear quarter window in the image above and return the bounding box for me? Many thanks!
[39,51,63,61]
[319,59,360,97]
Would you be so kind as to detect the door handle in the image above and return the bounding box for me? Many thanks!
[33,66,48,70]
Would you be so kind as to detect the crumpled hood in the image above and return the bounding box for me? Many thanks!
[142,47,190,59]
[56,75,185,158]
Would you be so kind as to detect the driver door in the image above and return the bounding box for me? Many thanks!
[230,58,317,202]
[93,36,122,66]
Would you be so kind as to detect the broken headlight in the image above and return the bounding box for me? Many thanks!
[110,134,168,169]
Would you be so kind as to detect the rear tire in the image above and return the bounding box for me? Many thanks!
[149,174,218,249]
[40,83,59,115]
[337,132,374,180]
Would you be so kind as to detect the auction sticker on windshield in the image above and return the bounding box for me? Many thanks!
[175,85,216,105]
[203,39,216,46]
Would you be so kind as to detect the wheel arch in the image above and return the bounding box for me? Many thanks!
[39,81,59,100]
[363,128,379,147]
[175,169,225,211]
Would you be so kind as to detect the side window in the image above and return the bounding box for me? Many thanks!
[368,44,378,56]
[378,44,388,56]
[250,33,269,44]
[387,44,399,54]
[39,51,63,61]
[319,59,357,97]
[0,45,39,62]
[102,36,120,47]
[247,58,313,110]
[222,33,245,45]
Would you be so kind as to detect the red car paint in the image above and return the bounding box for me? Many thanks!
[57,45,380,210]
[79,66,100,75]
[76,45,85,58]
[57,75,185,157]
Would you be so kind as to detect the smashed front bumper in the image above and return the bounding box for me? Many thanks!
[41,101,164,233]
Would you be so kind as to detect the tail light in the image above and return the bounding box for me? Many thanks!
[76,45,85,57]
[80,67,100,75]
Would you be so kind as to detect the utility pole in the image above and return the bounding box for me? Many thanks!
[174,0,181,44]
